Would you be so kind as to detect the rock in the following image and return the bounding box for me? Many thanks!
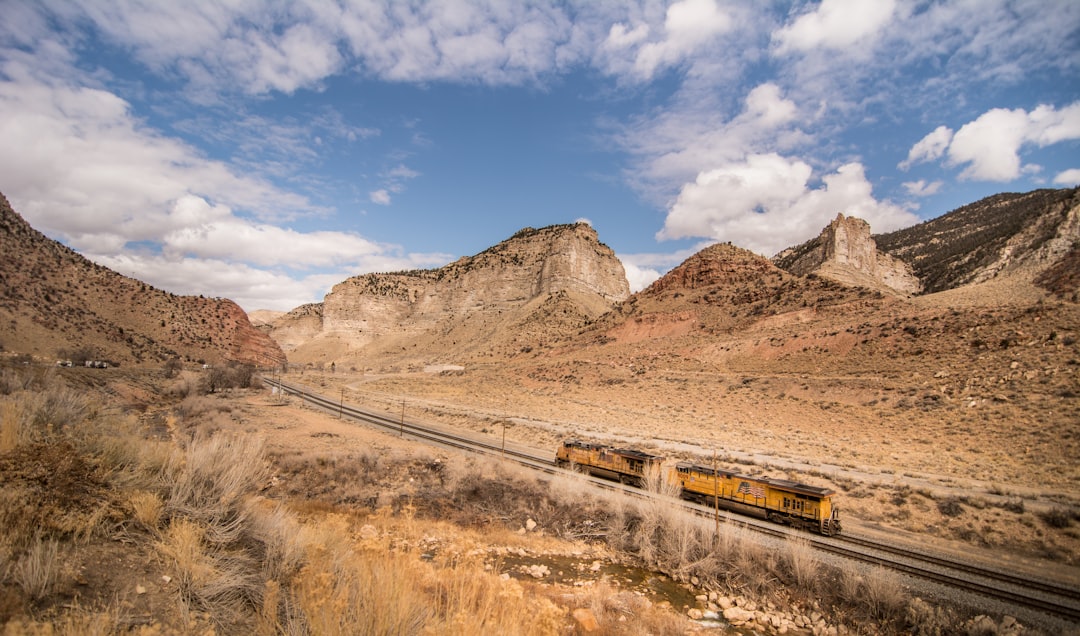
[717,596,733,610]
[525,518,537,531]
[572,608,599,632]
[690,575,700,586]
[590,560,602,572]
[136,585,146,595]
[527,564,550,579]
[687,608,703,620]
[773,213,922,295]
[161,575,171,584]
[723,607,754,625]
[695,594,708,603]
[359,524,378,540]
[289,223,631,363]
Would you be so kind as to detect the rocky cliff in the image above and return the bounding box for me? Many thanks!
[773,214,921,295]
[0,193,285,366]
[875,188,1080,294]
[283,223,630,367]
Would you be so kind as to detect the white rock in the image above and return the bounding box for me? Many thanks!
[525,518,537,531]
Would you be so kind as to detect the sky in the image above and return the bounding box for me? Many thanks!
[1,1,1078,312]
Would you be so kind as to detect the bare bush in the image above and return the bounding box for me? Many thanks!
[862,566,907,623]
[129,491,164,532]
[166,432,269,545]
[784,536,819,595]
[157,517,261,619]
[12,536,61,600]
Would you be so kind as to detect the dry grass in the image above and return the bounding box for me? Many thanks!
[784,535,820,596]
[156,516,262,620]
[166,431,269,544]
[10,535,62,600]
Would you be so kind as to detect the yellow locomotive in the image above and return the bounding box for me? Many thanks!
[555,439,663,487]
[673,462,841,536]
[555,440,841,536]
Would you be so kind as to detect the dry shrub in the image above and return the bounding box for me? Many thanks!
[0,399,25,451]
[0,381,94,451]
[175,394,232,421]
[578,579,692,636]
[293,543,431,635]
[291,518,566,636]
[166,431,269,544]
[862,566,907,623]
[11,536,62,600]
[784,536,820,595]
[157,517,261,619]
[244,499,309,583]
[129,491,164,532]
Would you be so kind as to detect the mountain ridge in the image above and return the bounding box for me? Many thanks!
[0,193,284,367]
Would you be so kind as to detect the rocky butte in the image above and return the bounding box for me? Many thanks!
[277,222,630,368]
[773,213,922,295]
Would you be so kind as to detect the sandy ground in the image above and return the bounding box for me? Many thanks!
[237,377,1080,589]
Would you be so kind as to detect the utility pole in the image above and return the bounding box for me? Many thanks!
[713,448,719,541]
[338,387,344,419]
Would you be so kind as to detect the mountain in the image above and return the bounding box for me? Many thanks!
[874,188,1080,294]
[772,214,922,295]
[274,222,630,369]
[0,193,284,367]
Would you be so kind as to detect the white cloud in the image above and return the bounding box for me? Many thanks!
[1054,169,1080,186]
[773,0,895,54]
[620,260,662,293]
[903,102,1080,181]
[369,189,392,206]
[0,53,450,311]
[899,125,953,170]
[902,179,944,197]
[616,82,804,200]
[632,0,732,78]
[659,154,917,256]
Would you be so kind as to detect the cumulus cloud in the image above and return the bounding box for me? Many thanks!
[620,260,662,293]
[1054,169,1080,185]
[0,54,448,310]
[899,125,953,170]
[902,179,944,197]
[659,154,917,256]
[902,102,1080,181]
[773,0,895,54]
[631,0,732,79]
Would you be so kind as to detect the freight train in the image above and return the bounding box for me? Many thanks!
[556,440,841,536]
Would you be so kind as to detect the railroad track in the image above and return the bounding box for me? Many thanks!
[261,377,1080,623]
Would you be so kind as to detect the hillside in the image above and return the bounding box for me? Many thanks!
[0,193,284,367]
[875,188,1080,293]
[275,222,630,369]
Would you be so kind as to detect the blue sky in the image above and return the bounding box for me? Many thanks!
[1,1,1078,311]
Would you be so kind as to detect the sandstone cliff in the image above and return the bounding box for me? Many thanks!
[0,193,285,367]
[283,223,630,368]
[773,214,921,295]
